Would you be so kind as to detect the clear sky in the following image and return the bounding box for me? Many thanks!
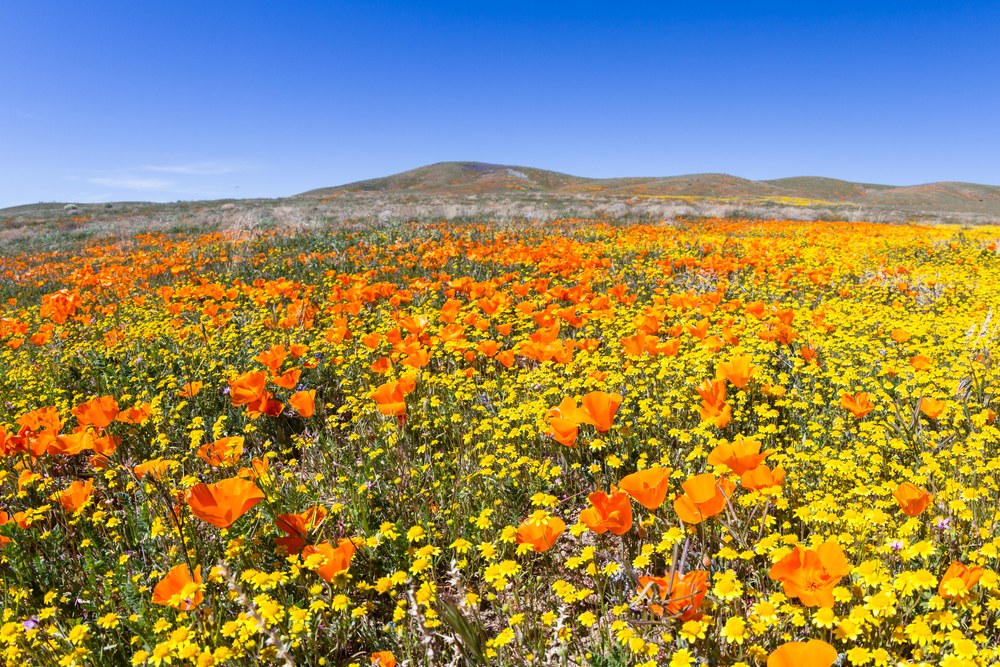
[2,1,999,208]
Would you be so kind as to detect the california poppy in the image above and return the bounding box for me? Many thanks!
[637,570,709,620]
[371,652,396,667]
[673,473,734,525]
[49,429,96,456]
[255,344,288,374]
[238,456,272,486]
[579,487,633,535]
[768,540,851,607]
[618,467,672,510]
[890,328,911,343]
[372,379,414,417]
[696,379,731,428]
[892,482,932,516]
[910,355,933,371]
[516,512,565,552]
[619,332,644,356]
[938,561,984,601]
[289,389,316,417]
[0,511,12,547]
[151,564,203,610]
[178,381,203,398]
[186,477,265,528]
[116,402,152,424]
[275,506,327,554]
[134,457,175,480]
[59,479,94,513]
[246,391,284,418]
[741,464,786,491]
[707,436,773,475]
[581,391,622,432]
[302,538,357,581]
[272,367,302,390]
[716,354,758,388]
[840,392,874,418]
[546,416,579,448]
[767,640,838,667]
[919,397,946,419]
[229,371,268,407]
[361,332,383,349]
[545,396,593,447]
[72,395,119,428]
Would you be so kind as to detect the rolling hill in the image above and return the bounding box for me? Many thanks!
[300,162,1000,215]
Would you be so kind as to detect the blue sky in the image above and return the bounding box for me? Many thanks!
[2,1,999,208]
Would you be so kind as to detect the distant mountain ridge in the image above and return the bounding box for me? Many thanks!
[299,161,1000,215]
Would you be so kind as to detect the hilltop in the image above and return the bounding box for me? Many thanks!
[3,162,999,249]
[299,161,1000,216]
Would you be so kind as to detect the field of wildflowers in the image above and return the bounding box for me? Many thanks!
[0,217,997,667]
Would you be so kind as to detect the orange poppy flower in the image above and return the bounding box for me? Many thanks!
[229,370,268,406]
[741,464,786,491]
[840,392,874,418]
[370,356,392,374]
[0,511,12,547]
[768,540,851,607]
[93,433,120,457]
[372,381,408,417]
[196,436,245,467]
[302,538,357,581]
[246,391,284,418]
[237,456,272,486]
[938,561,984,601]
[548,396,593,424]
[516,513,565,552]
[275,505,328,554]
[361,332,383,349]
[496,350,516,367]
[186,477,265,528]
[546,416,579,448]
[151,564,203,610]
[134,457,175,480]
[17,470,43,493]
[919,397,946,419]
[49,429,96,456]
[579,487,633,535]
[73,395,120,428]
[289,390,316,417]
[618,467,672,510]
[695,378,731,428]
[255,344,288,373]
[673,473,735,525]
[768,639,838,667]
[890,328,911,343]
[370,651,396,667]
[707,435,773,475]
[116,402,152,424]
[18,405,62,436]
[580,391,622,432]
[545,396,595,446]
[179,381,203,398]
[637,570,709,620]
[892,482,932,516]
[272,368,302,390]
[716,354,758,388]
[59,479,94,513]
[910,355,932,371]
[620,331,647,357]
[476,340,499,358]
